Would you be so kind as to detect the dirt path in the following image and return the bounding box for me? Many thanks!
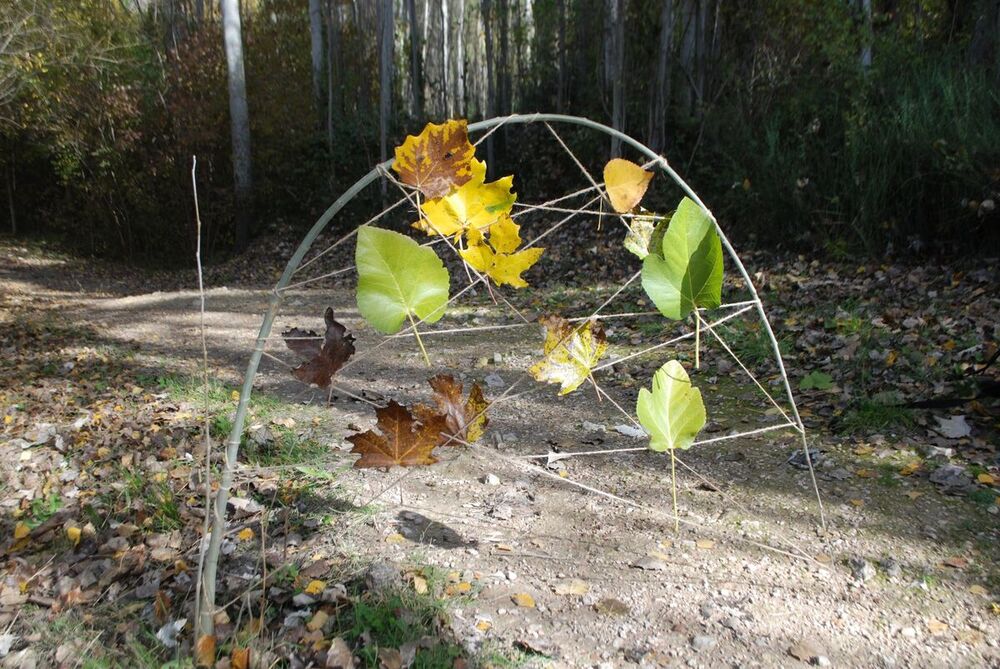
[2,243,999,668]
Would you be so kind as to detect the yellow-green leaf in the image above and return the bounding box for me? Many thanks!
[636,360,706,452]
[529,316,608,395]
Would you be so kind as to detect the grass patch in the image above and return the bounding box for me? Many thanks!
[839,399,912,434]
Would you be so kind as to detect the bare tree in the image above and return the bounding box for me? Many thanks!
[455,0,465,114]
[377,0,394,196]
[483,0,496,166]
[220,0,252,248]
[309,0,325,119]
[606,0,625,156]
[556,0,566,111]
[648,0,674,153]
[407,0,423,118]
[860,0,873,69]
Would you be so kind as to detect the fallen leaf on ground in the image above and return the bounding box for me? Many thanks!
[934,415,971,439]
[413,374,489,444]
[304,580,326,596]
[552,579,590,596]
[696,539,715,549]
[942,556,968,569]
[326,637,355,669]
[927,618,949,635]
[237,528,254,542]
[306,610,329,632]
[969,585,989,596]
[511,593,535,608]
[529,316,608,395]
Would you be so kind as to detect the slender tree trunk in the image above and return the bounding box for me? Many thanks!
[440,0,449,116]
[607,0,625,156]
[220,0,252,251]
[194,0,204,23]
[407,0,424,118]
[497,0,510,157]
[483,0,496,167]
[860,0,873,70]
[648,0,674,152]
[309,0,325,120]
[326,0,338,156]
[455,0,465,114]
[5,150,15,236]
[556,0,566,112]
[378,0,394,198]
[967,0,1000,69]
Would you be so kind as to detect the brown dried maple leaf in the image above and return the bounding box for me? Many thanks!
[282,307,355,388]
[348,401,449,469]
[414,374,489,444]
[391,119,477,198]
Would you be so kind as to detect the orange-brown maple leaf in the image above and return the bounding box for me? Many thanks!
[348,401,449,469]
[414,374,489,444]
[282,307,355,388]
[391,119,477,198]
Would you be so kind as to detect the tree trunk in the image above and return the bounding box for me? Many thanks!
[407,0,424,118]
[607,0,625,156]
[326,0,339,156]
[220,0,252,251]
[860,0,873,70]
[556,0,566,112]
[194,0,204,23]
[377,0,394,198]
[309,0,325,122]
[483,0,496,167]
[442,0,450,117]
[455,0,465,114]
[648,0,674,152]
[967,0,1000,69]
[5,149,14,236]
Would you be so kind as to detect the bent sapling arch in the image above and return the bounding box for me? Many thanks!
[195,113,826,645]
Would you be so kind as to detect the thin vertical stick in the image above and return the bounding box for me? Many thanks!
[670,449,679,533]
[191,156,214,644]
[694,312,701,369]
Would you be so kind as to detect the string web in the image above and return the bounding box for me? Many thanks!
[230,115,827,578]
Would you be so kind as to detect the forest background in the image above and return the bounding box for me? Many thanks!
[0,0,998,264]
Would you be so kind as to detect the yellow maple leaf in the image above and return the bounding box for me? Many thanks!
[604,158,654,213]
[66,526,82,546]
[415,159,516,240]
[392,119,477,198]
[303,579,326,596]
[459,215,544,288]
[14,522,30,541]
[529,316,608,395]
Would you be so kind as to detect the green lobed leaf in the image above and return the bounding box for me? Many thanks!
[640,197,723,320]
[636,360,706,452]
[355,226,450,334]
[799,370,833,391]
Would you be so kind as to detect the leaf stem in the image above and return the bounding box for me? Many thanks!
[694,311,701,370]
[407,311,431,367]
[670,448,679,533]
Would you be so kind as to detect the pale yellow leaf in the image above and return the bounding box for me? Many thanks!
[511,592,535,608]
[604,159,654,213]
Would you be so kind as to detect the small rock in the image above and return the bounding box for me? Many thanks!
[484,373,505,389]
[847,556,875,583]
[690,635,716,652]
[292,593,316,607]
[900,627,917,639]
[880,558,902,580]
[787,449,824,469]
[631,556,667,571]
[815,656,832,667]
[929,464,971,489]
[365,561,399,593]
[480,473,501,486]
[582,421,606,433]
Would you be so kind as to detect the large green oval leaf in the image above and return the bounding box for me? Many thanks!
[355,226,450,334]
[640,197,723,320]
[636,360,706,452]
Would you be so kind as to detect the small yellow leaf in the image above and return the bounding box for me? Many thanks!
[385,532,406,544]
[306,610,328,632]
[696,539,715,550]
[969,585,989,596]
[304,580,326,596]
[977,473,995,485]
[66,526,82,546]
[231,648,250,669]
[814,553,833,565]
[14,522,29,541]
[904,490,924,500]
[475,619,492,632]
[195,634,216,668]
[237,528,255,542]
[230,390,240,401]
[412,575,428,595]
[459,215,543,289]
[604,159,654,213]
[927,618,949,635]
[529,316,608,395]
[900,461,922,476]
[511,593,535,608]
[3,415,12,425]
[849,498,865,507]
[856,468,877,479]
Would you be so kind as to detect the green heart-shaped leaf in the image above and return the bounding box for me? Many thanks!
[640,197,723,320]
[355,226,450,334]
[636,360,706,452]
